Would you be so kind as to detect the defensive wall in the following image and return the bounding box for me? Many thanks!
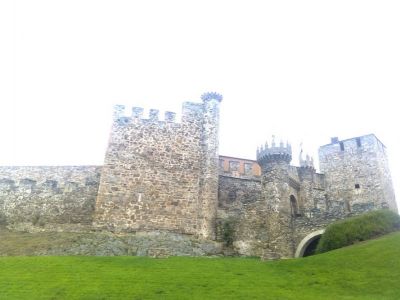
[216,134,397,258]
[0,94,397,259]
[0,166,101,230]
[319,134,397,212]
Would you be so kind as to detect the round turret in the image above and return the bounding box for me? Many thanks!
[201,92,223,102]
[257,136,292,169]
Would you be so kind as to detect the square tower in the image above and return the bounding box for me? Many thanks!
[319,134,397,213]
[94,93,222,238]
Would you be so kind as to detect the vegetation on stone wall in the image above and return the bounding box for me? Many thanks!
[31,213,45,227]
[221,218,237,247]
[316,209,400,253]
[0,213,7,226]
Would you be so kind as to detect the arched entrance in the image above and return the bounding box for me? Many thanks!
[295,229,325,258]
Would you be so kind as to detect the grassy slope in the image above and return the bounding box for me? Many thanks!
[1,232,400,300]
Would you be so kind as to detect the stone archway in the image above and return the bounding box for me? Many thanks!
[295,229,325,258]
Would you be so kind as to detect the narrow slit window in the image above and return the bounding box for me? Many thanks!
[356,138,361,148]
[340,142,344,151]
[290,195,300,217]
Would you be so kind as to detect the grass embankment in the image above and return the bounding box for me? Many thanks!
[1,232,400,300]
[0,229,84,255]
[317,209,400,253]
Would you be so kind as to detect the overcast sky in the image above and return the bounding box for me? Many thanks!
[1,1,399,207]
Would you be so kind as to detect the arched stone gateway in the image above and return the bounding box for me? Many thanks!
[295,229,325,258]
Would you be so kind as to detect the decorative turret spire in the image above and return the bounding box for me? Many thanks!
[299,145,315,169]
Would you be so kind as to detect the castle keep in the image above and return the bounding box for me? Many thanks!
[0,93,397,258]
[95,93,222,239]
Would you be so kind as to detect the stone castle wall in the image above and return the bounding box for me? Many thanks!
[216,134,398,258]
[94,93,222,238]
[319,134,397,212]
[218,176,261,212]
[217,175,263,254]
[375,140,397,211]
[0,166,101,229]
[0,93,397,259]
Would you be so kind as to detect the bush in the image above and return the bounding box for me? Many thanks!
[316,209,400,254]
[0,213,7,226]
[222,218,236,247]
[32,213,45,227]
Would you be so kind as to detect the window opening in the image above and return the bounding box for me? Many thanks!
[356,138,361,148]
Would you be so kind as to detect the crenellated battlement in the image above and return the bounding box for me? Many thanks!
[113,105,181,125]
[111,93,222,127]
[201,92,223,102]
[256,136,292,165]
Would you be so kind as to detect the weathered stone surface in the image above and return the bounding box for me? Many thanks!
[217,135,397,258]
[0,228,223,256]
[319,134,397,212]
[0,166,101,228]
[94,94,222,238]
[218,176,261,210]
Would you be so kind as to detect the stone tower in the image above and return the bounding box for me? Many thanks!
[256,138,294,258]
[94,92,222,239]
[319,134,397,213]
[298,153,316,215]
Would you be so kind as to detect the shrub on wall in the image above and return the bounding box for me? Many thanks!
[0,213,7,226]
[316,209,400,254]
[222,218,236,247]
[32,213,46,227]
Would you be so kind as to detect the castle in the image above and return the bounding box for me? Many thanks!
[0,93,397,258]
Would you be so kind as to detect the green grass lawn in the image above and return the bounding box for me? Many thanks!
[1,232,400,300]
